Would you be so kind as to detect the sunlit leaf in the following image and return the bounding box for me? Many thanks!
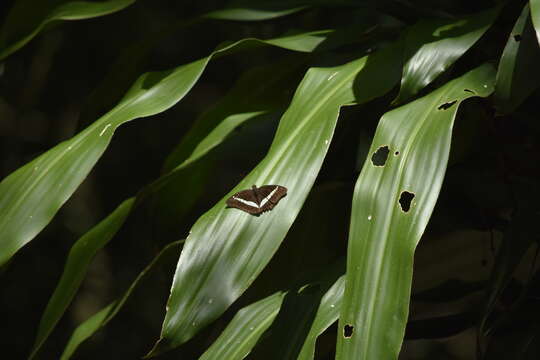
[393,6,499,104]
[81,3,311,122]
[59,240,183,360]
[0,30,334,267]
[149,41,403,356]
[336,64,496,360]
[0,0,135,61]
[29,198,134,359]
[199,292,285,360]
[531,0,540,44]
[200,276,345,360]
[162,56,307,172]
[297,276,345,360]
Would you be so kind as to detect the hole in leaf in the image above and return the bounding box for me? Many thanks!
[399,191,415,213]
[371,146,390,166]
[344,324,354,338]
[464,89,475,94]
[438,100,457,110]
[514,34,522,42]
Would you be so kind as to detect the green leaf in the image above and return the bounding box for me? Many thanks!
[162,56,307,172]
[41,50,303,358]
[204,1,308,21]
[0,0,136,61]
[531,0,540,44]
[149,41,403,357]
[297,276,345,360]
[59,240,184,360]
[81,3,310,122]
[29,198,134,359]
[0,31,333,267]
[494,4,540,114]
[393,6,499,104]
[202,0,366,21]
[200,276,345,360]
[199,292,285,360]
[336,64,496,360]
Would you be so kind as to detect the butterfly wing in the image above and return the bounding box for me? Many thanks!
[226,185,288,215]
[226,189,261,214]
[257,185,287,211]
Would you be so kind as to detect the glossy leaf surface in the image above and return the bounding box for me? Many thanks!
[394,7,498,104]
[337,64,496,360]
[297,276,345,360]
[200,276,346,360]
[151,42,403,356]
[0,31,331,266]
[199,292,285,360]
[81,3,311,121]
[162,56,307,172]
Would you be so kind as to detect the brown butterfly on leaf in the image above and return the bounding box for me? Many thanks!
[226,185,287,215]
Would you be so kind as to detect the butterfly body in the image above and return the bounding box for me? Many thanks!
[226,185,287,215]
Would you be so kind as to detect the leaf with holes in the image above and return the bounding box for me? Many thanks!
[149,41,403,357]
[297,276,345,360]
[336,64,495,360]
[200,276,346,360]
[494,3,540,114]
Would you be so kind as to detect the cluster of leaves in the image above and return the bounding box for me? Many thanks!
[1,0,540,359]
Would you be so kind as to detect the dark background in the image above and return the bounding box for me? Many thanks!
[1,0,540,359]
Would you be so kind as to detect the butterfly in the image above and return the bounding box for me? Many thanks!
[226,185,287,215]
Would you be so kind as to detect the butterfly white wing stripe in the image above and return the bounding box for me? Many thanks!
[232,196,260,208]
[259,187,279,207]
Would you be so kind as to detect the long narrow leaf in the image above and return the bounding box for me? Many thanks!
[297,276,345,360]
[204,2,308,21]
[200,276,346,360]
[494,4,540,114]
[393,6,499,104]
[163,56,307,172]
[36,55,306,357]
[29,198,134,358]
[0,0,135,60]
[0,30,332,267]
[199,292,285,360]
[531,0,540,44]
[336,64,496,360]
[59,240,184,360]
[149,41,403,356]
[81,3,311,121]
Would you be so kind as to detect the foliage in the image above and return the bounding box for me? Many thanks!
[1,0,540,359]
